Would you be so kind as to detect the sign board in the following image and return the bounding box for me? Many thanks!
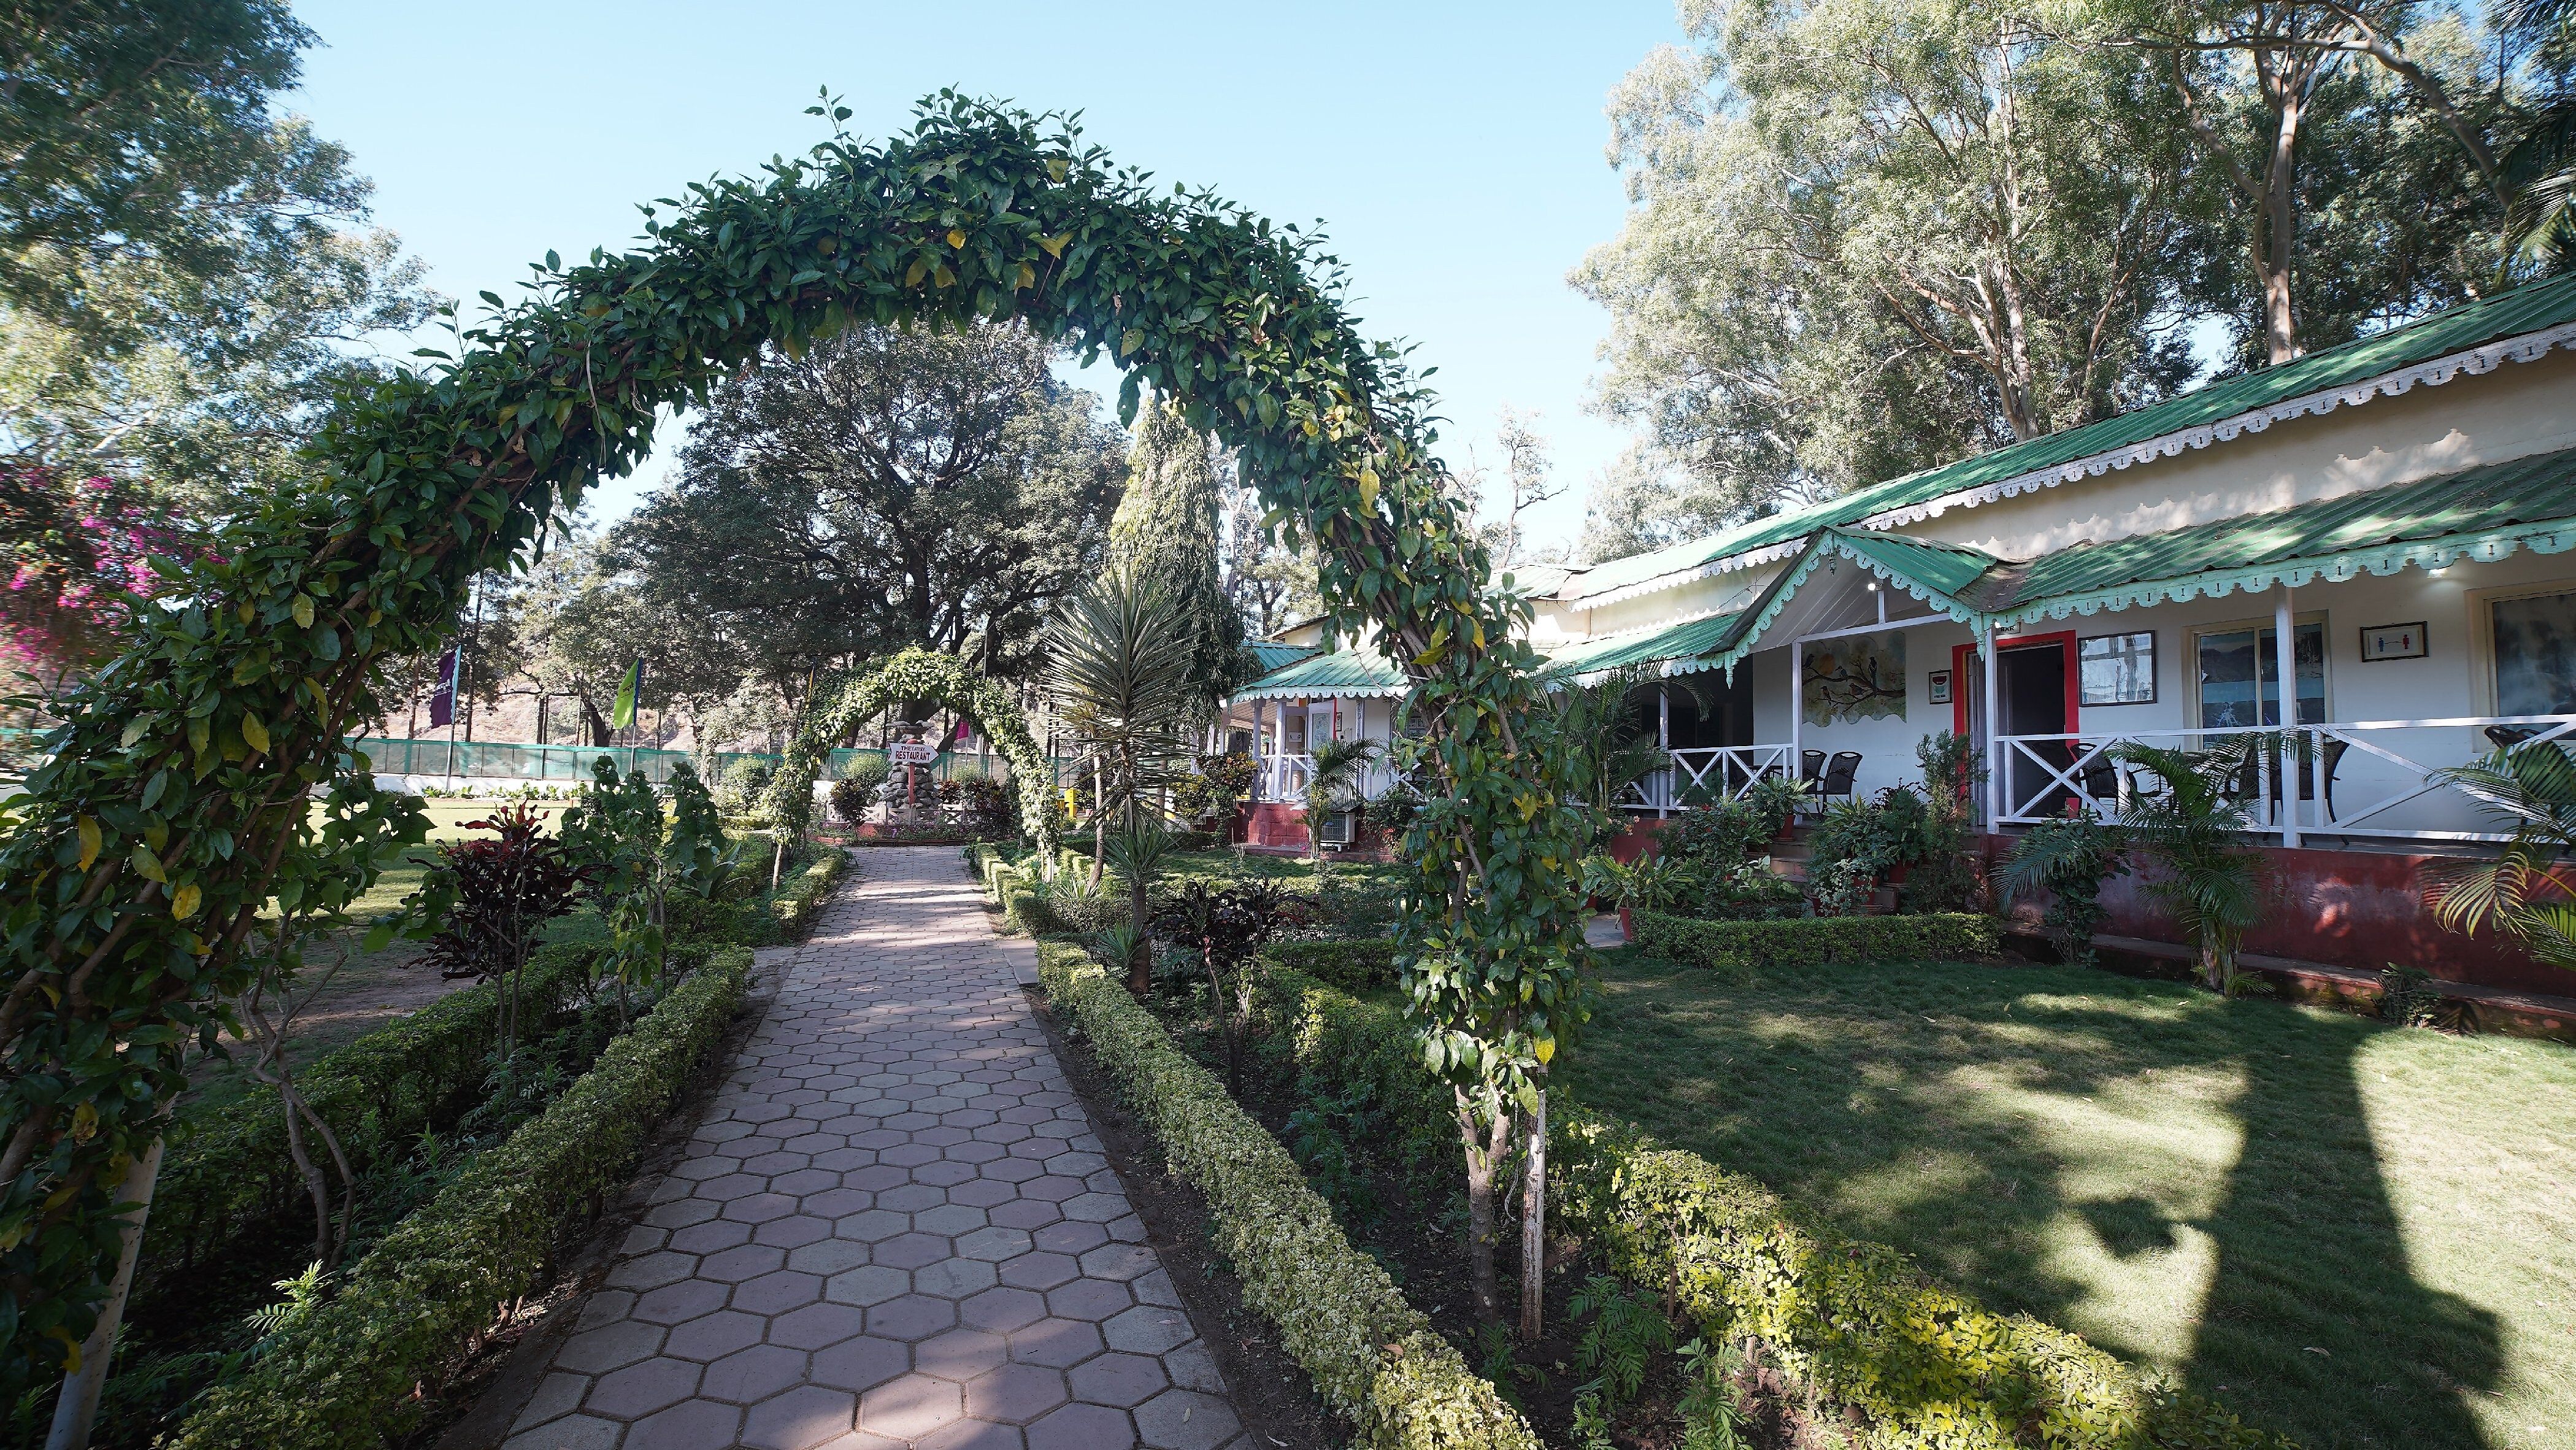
[888,741,939,765]
[2359,622,2428,662]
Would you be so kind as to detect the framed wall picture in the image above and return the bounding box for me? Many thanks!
[2077,630,2157,704]
[1928,669,1952,705]
[2360,622,2428,662]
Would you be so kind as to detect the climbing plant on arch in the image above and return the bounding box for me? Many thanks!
[764,647,1060,862]
[0,93,1594,1391]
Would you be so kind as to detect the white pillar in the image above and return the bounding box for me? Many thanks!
[1789,640,1804,787]
[1657,684,1672,817]
[2274,584,2301,849]
[1982,623,2002,825]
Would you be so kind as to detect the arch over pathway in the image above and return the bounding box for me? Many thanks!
[1,93,1591,1379]
[766,647,1061,870]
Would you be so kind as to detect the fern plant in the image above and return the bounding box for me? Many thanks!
[1675,1337,1750,1450]
[1999,804,2131,966]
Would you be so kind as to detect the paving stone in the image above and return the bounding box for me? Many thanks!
[477,850,1236,1449]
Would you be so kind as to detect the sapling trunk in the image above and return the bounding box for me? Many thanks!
[1455,1086,1515,1323]
[1127,866,1152,997]
[1519,1086,1548,1339]
[44,1125,167,1450]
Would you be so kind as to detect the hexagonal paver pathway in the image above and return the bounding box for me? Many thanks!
[501,848,1244,1450]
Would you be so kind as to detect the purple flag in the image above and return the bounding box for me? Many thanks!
[426,647,459,730]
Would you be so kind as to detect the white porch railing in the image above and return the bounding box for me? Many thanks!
[1254,752,1417,806]
[1992,714,2576,843]
[1620,745,1801,814]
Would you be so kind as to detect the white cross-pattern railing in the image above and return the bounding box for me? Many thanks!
[1993,714,2576,843]
[1254,752,1417,805]
[1618,744,1800,814]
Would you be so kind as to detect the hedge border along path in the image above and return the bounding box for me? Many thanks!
[1242,963,2295,1450]
[2,93,1594,1382]
[1036,943,1540,1450]
[763,647,1062,870]
[167,946,755,1450]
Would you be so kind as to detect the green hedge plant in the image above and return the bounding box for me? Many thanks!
[1629,909,1999,974]
[167,947,754,1450]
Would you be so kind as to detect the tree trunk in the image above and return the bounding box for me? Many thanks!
[1128,868,1152,997]
[44,1129,167,1450]
[1456,1086,1515,1324]
[1519,1087,1548,1340]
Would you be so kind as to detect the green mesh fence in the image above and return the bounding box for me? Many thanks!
[349,738,1075,787]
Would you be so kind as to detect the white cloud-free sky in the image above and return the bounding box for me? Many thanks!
[288,1,1682,554]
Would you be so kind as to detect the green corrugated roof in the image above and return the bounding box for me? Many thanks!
[1542,611,1744,675]
[1832,533,1999,601]
[1561,272,2576,603]
[1236,650,1407,700]
[1982,445,2576,620]
[1247,640,1318,672]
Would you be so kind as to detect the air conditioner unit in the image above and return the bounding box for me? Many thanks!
[1317,809,1355,849]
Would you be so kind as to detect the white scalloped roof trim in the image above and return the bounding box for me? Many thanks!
[1569,318,2576,613]
[1699,537,1983,679]
[1997,522,2576,628]
[1235,678,1410,701]
[1857,320,2576,532]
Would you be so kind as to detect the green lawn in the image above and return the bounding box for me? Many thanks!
[1562,948,2576,1450]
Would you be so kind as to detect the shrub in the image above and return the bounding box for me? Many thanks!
[413,804,588,1000]
[2000,808,2131,966]
[167,948,753,1450]
[1655,801,1778,873]
[1039,944,1538,1450]
[829,772,876,828]
[944,768,1015,836]
[1694,858,1805,921]
[1629,909,1998,973]
[1262,939,1399,990]
[768,846,845,939]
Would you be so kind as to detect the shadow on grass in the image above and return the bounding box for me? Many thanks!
[1564,951,2503,1449]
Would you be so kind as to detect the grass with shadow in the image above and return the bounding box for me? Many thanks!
[1562,947,2576,1450]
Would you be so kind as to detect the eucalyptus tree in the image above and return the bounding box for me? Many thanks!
[1577,0,2206,515]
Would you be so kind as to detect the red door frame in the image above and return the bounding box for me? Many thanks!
[1950,630,2083,738]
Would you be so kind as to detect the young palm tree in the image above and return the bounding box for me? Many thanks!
[2424,741,2576,971]
[2112,740,2269,993]
[1300,735,1379,867]
[2501,0,2576,269]
[1544,663,1682,841]
[1047,566,1198,993]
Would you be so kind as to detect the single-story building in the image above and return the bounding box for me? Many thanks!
[1222,273,2576,1000]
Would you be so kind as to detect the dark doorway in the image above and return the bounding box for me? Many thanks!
[2000,642,2071,817]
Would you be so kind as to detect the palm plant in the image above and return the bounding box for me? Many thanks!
[1047,566,1198,993]
[2110,741,2269,992]
[1997,804,2131,968]
[2501,0,2576,269]
[1301,735,1380,866]
[2423,741,2576,971]
[1544,664,1680,843]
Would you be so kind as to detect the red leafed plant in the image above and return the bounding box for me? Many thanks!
[416,804,591,1053]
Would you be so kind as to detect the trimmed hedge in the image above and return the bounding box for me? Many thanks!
[1260,938,1399,992]
[169,946,755,1450]
[769,843,847,938]
[1630,909,1999,973]
[1039,944,1537,1450]
[1256,967,2292,1450]
[144,938,598,1291]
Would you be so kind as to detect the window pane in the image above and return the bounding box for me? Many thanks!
[2493,591,2576,714]
[2079,631,2155,705]
[2198,623,2324,727]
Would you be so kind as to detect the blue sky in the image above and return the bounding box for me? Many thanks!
[289,1,1684,553]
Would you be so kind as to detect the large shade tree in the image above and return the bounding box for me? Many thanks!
[1111,392,1248,720]
[607,320,1121,707]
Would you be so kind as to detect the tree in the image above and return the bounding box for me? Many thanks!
[608,322,1120,711]
[1111,393,1249,720]
[2128,0,2513,362]
[2497,0,2574,269]
[1577,0,2207,517]
[1456,407,1566,574]
[482,530,723,746]
[1219,449,1322,637]
[2111,740,2269,990]
[1,4,433,518]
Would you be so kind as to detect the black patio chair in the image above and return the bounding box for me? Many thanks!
[1820,751,1862,803]
[1800,749,1826,788]
[2079,754,2121,803]
[2487,725,2541,752]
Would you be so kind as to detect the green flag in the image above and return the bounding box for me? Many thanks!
[610,656,642,728]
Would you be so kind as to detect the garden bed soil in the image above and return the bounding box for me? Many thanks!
[1023,989,1340,1450]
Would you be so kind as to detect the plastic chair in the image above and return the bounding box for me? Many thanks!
[1820,751,1862,803]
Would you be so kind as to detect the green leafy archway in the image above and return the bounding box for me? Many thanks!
[766,647,1059,865]
[0,94,1593,1389]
